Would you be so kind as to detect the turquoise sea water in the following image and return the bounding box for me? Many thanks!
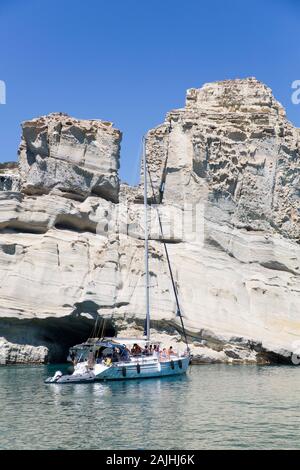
[0,364,300,450]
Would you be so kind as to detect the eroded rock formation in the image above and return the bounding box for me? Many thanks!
[19,113,121,202]
[0,78,299,364]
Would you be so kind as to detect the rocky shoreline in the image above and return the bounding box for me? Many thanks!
[0,77,299,365]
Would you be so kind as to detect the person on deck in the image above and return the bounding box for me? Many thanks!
[87,349,95,369]
[153,345,159,357]
[122,345,131,361]
[131,343,142,356]
[160,348,168,361]
[168,346,176,356]
[112,348,120,363]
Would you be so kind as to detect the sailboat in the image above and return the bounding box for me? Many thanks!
[45,138,191,383]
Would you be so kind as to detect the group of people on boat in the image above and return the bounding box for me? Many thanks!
[71,342,178,369]
[130,343,177,361]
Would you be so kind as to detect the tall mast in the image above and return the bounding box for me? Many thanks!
[146,166,190,353]
[143,136,150,341]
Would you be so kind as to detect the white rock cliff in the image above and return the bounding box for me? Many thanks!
[0,78,299,364]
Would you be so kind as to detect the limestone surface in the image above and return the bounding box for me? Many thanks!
[19,113,121,202]
[0,78,299,364]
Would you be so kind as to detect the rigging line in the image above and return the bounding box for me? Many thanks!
[88,311,102,340]
[95,314,105,340]
[95,316,101,339]
[100,316,106,339]
[143,135,151,342]
[146,163,190,352]
[87,312,98,341]
[159,122,172,203]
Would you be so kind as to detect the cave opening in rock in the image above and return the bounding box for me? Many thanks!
[0,315,116,364]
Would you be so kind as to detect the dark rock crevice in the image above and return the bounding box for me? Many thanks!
[54,214,97,234]
[0,315,116,364]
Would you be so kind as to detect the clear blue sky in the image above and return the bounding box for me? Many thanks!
[0,0,299,184]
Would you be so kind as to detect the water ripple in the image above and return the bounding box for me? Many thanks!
[1,364,300,449]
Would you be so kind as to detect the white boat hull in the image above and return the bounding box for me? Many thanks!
[93,356,190,381]
[45,345,191,384]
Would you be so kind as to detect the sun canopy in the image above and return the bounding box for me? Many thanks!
[71,340,127,351]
